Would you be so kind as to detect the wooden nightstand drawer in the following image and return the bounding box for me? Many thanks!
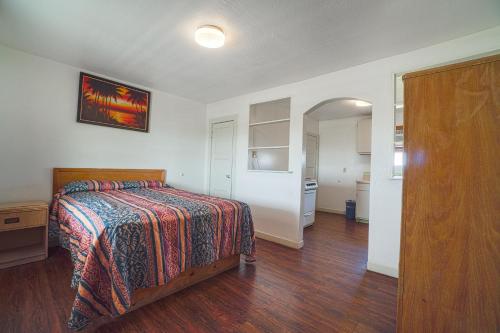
[0,201,48,269]
[0,209,47,231]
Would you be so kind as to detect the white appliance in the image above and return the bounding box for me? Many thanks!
[303,179,318,228]
[356,180,370,222]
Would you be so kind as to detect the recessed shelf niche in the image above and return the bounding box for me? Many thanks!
[248,98,290,171]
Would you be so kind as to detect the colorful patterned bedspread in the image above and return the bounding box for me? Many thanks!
[49,180,256,330]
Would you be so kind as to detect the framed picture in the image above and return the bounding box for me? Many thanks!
[77,72,151,132]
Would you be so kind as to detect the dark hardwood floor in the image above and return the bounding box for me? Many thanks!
[0,212,397,332]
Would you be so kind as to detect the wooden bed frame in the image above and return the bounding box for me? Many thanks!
[52,168,167,195]
[52,168,241,327]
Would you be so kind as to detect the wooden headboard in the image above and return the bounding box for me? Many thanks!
[52,168,166,195]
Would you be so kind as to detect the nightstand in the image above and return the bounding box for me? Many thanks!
[0,201,48,269]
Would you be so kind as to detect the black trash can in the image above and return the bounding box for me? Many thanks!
[345,200,356,220]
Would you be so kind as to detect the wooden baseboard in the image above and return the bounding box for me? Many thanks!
[255,230,303,249]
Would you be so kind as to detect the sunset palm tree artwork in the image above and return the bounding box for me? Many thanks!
[77,72,150,132]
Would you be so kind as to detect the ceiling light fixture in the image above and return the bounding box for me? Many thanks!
[195,25,225,48]
[355,100,372,107]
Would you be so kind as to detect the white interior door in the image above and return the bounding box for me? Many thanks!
[305,133,319,179]
[209,121,235,198]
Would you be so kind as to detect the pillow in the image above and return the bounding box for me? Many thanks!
[59,180,164,195]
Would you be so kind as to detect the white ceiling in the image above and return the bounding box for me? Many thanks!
[0,1,499,103]
[307,99,372,121]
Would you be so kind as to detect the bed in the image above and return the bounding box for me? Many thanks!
[49,168,256,331]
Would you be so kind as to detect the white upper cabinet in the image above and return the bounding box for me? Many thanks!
[357,118,372,154]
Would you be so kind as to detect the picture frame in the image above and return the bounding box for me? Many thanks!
[77,72,151,132]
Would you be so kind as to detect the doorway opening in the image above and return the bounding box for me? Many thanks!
[301,97,372,249]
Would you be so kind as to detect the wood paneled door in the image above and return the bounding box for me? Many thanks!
[398,55,500,332]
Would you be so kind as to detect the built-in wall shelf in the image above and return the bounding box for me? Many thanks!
[247,169,293,173]
[249,118,290,126]
[248,97,291,172]
[248,146,289,150]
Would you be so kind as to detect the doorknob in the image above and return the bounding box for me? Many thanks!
[225,174,231,179]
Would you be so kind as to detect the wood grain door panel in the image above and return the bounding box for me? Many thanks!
[398,55,500,332]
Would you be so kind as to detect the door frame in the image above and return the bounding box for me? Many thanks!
[207,115,238,198]
[305,132,319,181]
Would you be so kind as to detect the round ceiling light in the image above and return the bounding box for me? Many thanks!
[354,100,372,107]
[195,25,225,48]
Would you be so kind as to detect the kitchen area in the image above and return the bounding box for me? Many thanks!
[302,98,372,227]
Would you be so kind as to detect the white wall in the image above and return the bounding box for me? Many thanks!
[206,26,500,277]
[317,117,371,213]
[0,44,207,202]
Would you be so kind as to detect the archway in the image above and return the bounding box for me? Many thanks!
[300,97,373,248]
